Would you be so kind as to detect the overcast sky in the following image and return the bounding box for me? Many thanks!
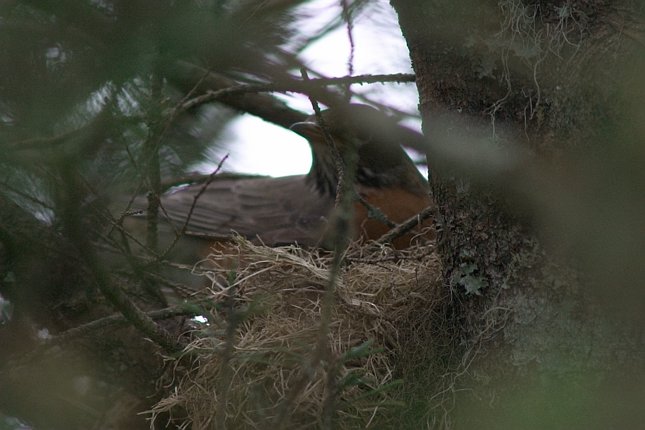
[197,0,420,177]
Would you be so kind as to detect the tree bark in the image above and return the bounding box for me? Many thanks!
[391,0,645,427]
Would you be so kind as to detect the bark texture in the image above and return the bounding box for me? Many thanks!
[391,0,645,427]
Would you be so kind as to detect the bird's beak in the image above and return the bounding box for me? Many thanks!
[289,121,323,140]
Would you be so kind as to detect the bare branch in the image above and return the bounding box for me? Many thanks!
[180,73,416,113]
[158,154,229,261]
[377,205,435,245]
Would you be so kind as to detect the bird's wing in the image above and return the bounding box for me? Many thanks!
[130,174,334,247]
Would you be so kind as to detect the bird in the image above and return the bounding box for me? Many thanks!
[119,104,434,266]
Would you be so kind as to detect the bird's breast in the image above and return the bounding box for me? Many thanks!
[353,186,434,249]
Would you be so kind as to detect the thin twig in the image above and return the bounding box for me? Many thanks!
[4,303,208,369]
[145,72,164,253]
[181,73,415,112]
[341,0,355,77]
[50,305,201,348]
[118,67,212,244]
[157,154,229,261]
[377,205,435,245]
[357,194,396,228]
[215,284,241,429]
[340,0,355,106]
[76,207,184,353]
[274,89,358,429]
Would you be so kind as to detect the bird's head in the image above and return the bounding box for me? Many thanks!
[290,104,427,196]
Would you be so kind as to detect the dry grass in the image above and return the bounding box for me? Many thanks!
[150,235,443,429]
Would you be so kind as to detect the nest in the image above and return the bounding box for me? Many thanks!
[151,236,443,429]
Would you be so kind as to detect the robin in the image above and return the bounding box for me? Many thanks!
[120,104,433,266]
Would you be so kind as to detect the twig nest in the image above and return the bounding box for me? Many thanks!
[151,236,442,429]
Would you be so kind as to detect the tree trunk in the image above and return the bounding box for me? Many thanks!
[390,0,645,427]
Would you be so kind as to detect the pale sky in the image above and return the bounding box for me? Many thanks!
[197,0,421,177]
